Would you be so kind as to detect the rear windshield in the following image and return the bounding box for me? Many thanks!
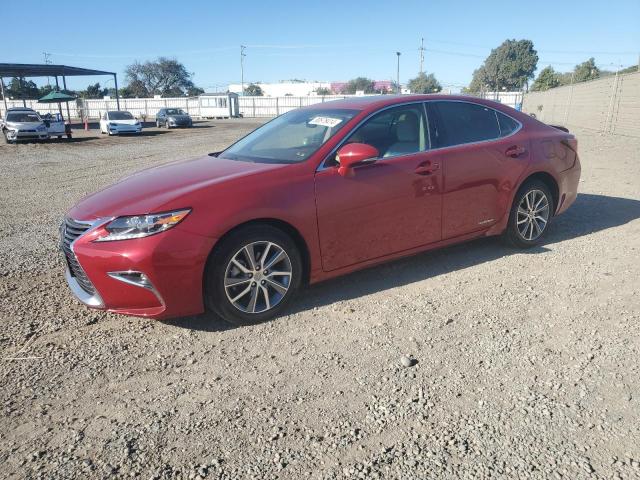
[7,112,41,122]
[109,111,134,120]
[219,108,358,164]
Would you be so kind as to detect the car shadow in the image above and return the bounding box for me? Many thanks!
[54,137,100,143]
[165,193,640,332]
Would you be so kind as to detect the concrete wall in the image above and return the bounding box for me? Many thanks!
[522,71,640,137]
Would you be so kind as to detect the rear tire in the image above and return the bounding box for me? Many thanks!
[204,225,302,325]
[504,180,554,248]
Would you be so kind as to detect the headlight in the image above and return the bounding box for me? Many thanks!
[95,209,191,242]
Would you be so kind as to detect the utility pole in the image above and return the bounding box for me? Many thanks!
[419,38,425,74]
[240,45,247,96]
[43,52,52,86]
[396,52,401,94]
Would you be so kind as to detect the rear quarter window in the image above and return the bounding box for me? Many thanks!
[497,111,520,137]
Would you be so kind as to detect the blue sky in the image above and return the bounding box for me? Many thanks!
[3,0,639,92]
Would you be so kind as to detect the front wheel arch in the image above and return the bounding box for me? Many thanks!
[205,218,311,289]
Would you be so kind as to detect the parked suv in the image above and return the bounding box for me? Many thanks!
[1,108,49,143]
[156,108,193,128]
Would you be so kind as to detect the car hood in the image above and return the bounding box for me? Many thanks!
[68,156,285,220]
[8,121,44,130]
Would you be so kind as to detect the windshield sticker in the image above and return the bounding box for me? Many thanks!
[309,116,343,128]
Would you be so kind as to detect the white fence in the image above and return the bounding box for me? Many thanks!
[1,91,524,120]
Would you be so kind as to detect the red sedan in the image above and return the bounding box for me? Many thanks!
[61,95,580,324]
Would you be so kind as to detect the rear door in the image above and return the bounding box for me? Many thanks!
[314,103,442,272]
[427,100,529,239]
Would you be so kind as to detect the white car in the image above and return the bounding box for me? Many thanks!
[99,111,142,135]
[1,108,49,143]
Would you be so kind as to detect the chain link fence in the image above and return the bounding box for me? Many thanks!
[522,71,640,137]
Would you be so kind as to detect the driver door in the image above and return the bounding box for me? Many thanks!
[314,103,442,272]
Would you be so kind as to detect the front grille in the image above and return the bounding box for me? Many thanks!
[61,218,96,295]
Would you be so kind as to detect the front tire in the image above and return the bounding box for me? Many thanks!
[504,180,554,248]
[204,225,302,325]
[165,120,171,129]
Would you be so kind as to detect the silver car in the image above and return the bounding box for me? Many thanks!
[155,108,193,128]
[1,108,49,143]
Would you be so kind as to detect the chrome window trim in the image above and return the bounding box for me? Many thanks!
[426,99,523,152]
[316,98,523,172]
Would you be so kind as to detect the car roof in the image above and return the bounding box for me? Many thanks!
[7,107,36,112]
[306,94,516,113]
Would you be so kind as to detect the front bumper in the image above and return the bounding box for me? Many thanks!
[61,218,216,319]
[6,130,49,141]
[109,125,142,134]
[169,119,192,127]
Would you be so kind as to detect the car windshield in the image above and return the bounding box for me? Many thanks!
[7,112,41,122]
[219,108,358,164]
[166,109,186,115]
[109,111,134,120]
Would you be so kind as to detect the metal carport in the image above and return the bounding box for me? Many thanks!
[0,63,120,120]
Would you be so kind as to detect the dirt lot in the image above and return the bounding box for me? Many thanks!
[1,120,639,479]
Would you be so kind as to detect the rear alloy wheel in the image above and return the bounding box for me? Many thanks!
[205,225,302,325]
[505,180,553,248]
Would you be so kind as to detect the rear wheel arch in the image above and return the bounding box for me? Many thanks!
[518,171,559,215]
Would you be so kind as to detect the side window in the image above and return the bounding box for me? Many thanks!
[496,111,519,137]
[431,101,500,148]
[344,104,429,159]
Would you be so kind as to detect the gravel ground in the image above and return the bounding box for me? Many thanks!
[1,120,639,479]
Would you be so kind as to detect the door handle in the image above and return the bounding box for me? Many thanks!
[505,145,527,158]
[415,161,440,176]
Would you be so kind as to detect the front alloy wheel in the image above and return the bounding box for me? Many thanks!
[224,241,292,314]
[205,225,302,324]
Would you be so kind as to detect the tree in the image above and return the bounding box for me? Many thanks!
[3,77,40,99]
[344,77,375,94]
[315,86,332,95]
[82,82,108,99]
[186,86,205,96]
[573,57,600,83]
[468,39,538,92]
[618,65,639,75]
[124,57,198,97]
[531,66,561,91]
[244,83,263,96]
[407,72,442,93]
